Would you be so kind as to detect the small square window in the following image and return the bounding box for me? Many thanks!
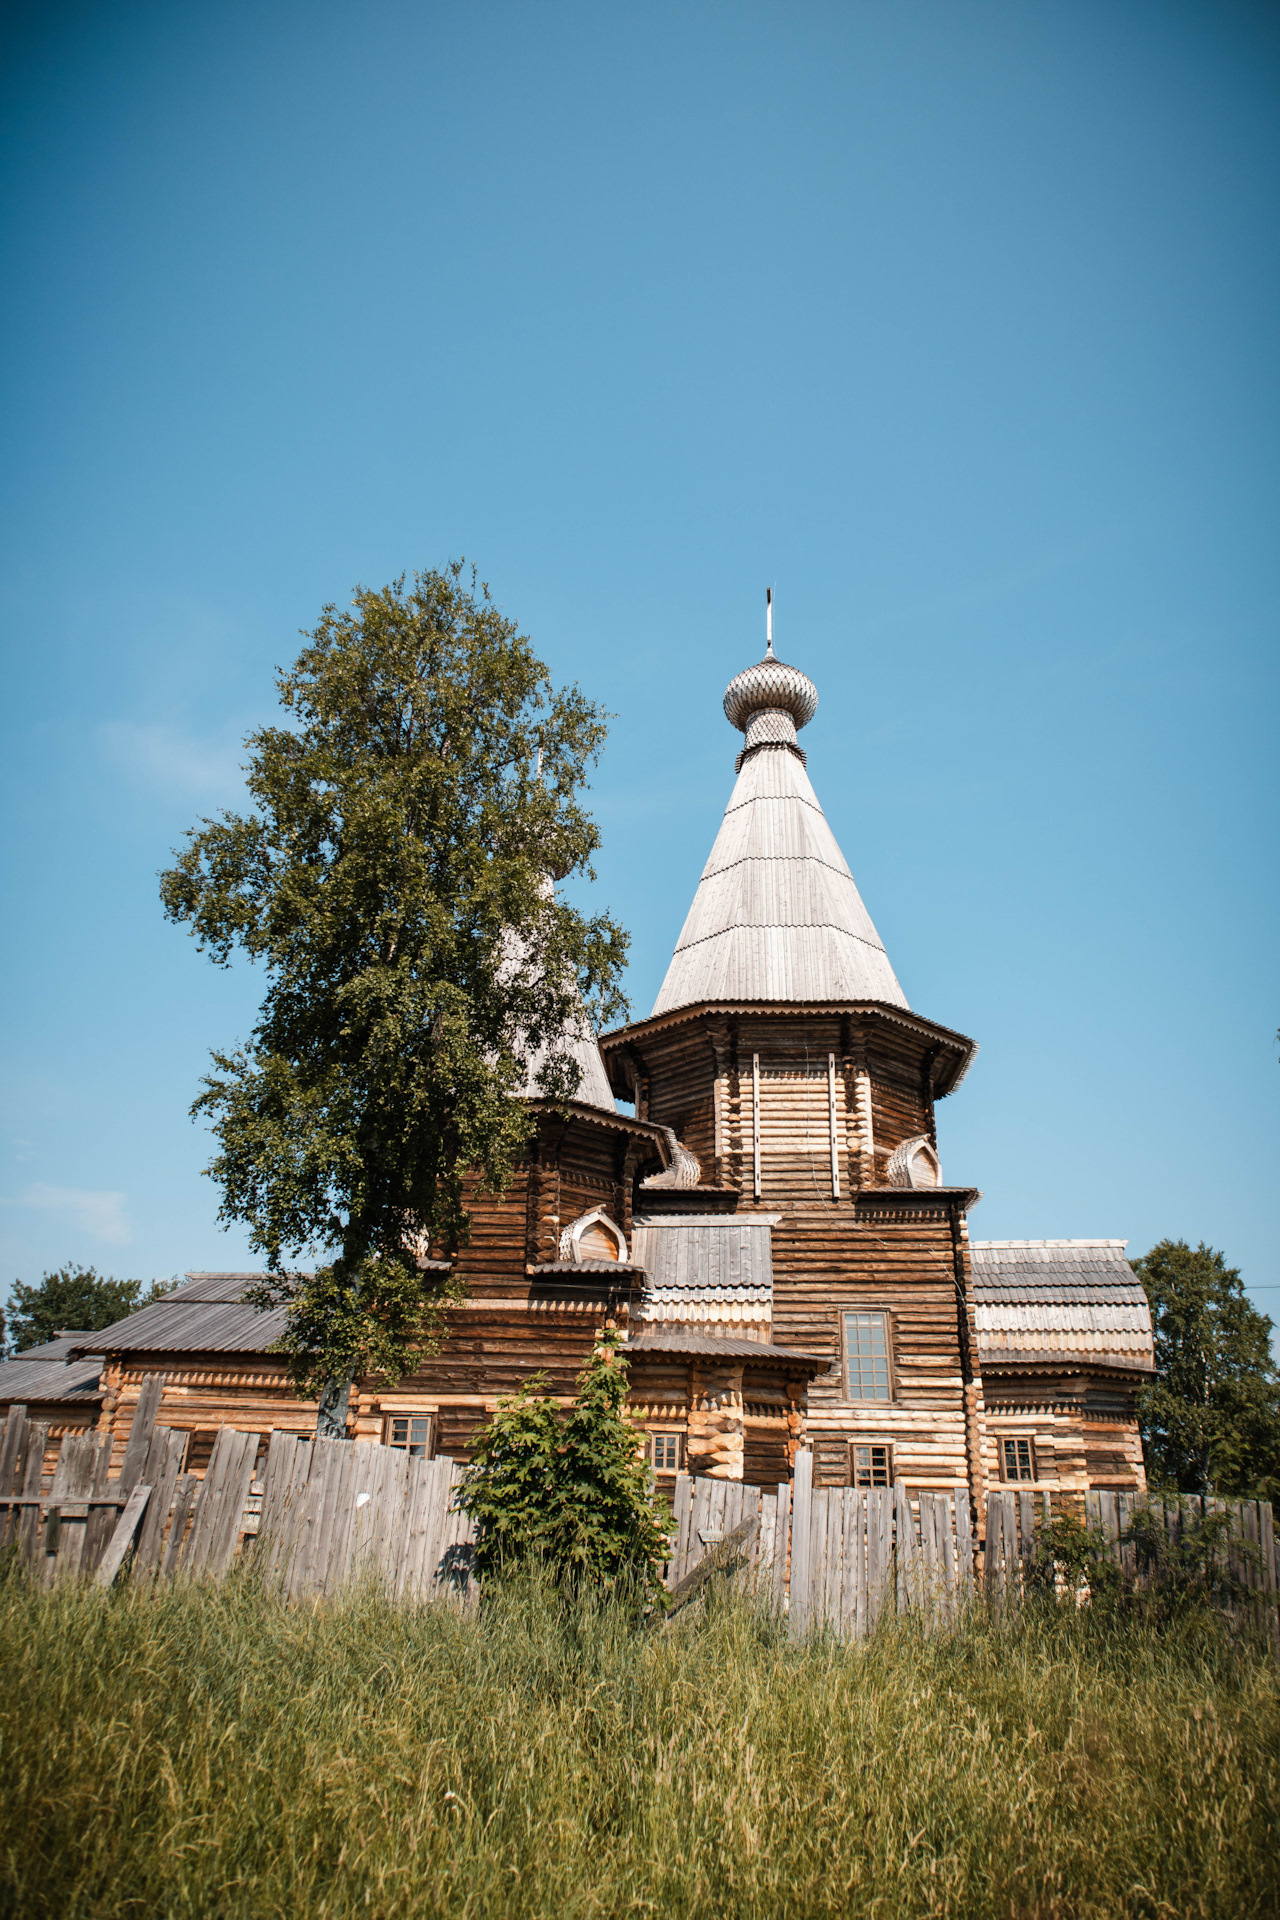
[1001,1436,1036,1483]
[385,1414,434,1458]
[852,1443,892,1488]
[843,1311,892,1401]
[649,1432,683,1475]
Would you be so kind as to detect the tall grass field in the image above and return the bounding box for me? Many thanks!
[0,1569,1276,1918]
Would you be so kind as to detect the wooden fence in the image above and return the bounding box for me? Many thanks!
[3,1400,1277,1650]
[662,1450,976,1635]
[0,1398,479,1601]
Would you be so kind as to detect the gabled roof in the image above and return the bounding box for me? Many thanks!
[970,1239,1154,1372]
[0,1352,103,1404]
[69,1273,289,1356]
[9,1330,101,1363]
[652,678,908,1016]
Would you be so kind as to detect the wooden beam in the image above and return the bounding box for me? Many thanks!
[94,1484,151,1588]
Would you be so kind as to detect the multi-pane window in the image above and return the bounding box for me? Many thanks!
[1001,1436,1036,1482]
[842,1311,892,1400]
[649,1432,682,1475]
[385,1414,434,1458]
[852,1443,892,1488]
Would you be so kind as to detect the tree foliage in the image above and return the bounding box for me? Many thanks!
[160,566,628,1424]
[459,1332,672,1597]
[6,1265,174,1353]
[1134,1239,1280,1502]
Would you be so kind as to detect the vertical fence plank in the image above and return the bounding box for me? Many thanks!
[156,1474,195,1581]
[670,1473,693,1586]
[118,1377,165,1491]
[132,1429,189,1583]
[737,1485,761,1592]
[0,1408,27,1549]
[51,1436,97,1581]
[1257,1501,1279,1657]
[807,1488,829,1630]
[823,1487,843,1628]
[82,1434,118,1574]
[755,1492,776,1598]
[395,1454,430,1599]
[894,1482,919,1614]
[17,1421,48,1567]
[835,1489,853,1635]
[788,1449,813,1638]
[939,1495,958,1623]
[1017,1492,1036,1577]
[866,1486,889,1631]
[772,1480,791,1616]
[954,1489,974,1597]
[851,1489,868,1638]
[179,1428,237,1578]
[419,1457,454,1597]
[257,1433,305,1580]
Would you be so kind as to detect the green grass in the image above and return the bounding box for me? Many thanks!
[0,1567,1276,1919]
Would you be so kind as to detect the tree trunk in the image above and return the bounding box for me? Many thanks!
[316,1371,356,1441]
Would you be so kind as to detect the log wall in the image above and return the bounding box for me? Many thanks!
[982,1371,1148,1497]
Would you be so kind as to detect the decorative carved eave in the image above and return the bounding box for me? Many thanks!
[630,1187,742,1216]
[853,1184,983,1213]
[600,1001,977,1098]
[524,1097,673,1161]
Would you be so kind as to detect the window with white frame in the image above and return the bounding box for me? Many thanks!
[648,1431,683,1475]
[842,1310,893,1400]
[384,1414,435,1458]
[1000,1435,1037,1482]
[851,1442,892,1487]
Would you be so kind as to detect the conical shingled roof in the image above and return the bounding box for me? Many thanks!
[517,1008,616,1111]
[504,874,617,1112]
[651,641,909,1017]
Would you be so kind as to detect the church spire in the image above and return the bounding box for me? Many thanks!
[650,610,909,1017]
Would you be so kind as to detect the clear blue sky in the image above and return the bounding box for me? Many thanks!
[2,1,1277,1329]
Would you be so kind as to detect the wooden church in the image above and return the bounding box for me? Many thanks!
[35,613,1154,1515]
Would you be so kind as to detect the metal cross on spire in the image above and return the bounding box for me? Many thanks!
[765,587,774,657]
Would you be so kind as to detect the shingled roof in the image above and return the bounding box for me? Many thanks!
[69,1274,289,1356]
[0,1330,104,1407]
[651,646,908,1016]
[970,1239,1154,1373]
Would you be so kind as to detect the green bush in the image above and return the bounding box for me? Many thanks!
[457,1332,671,1596]
[0,1567,1275,1918]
